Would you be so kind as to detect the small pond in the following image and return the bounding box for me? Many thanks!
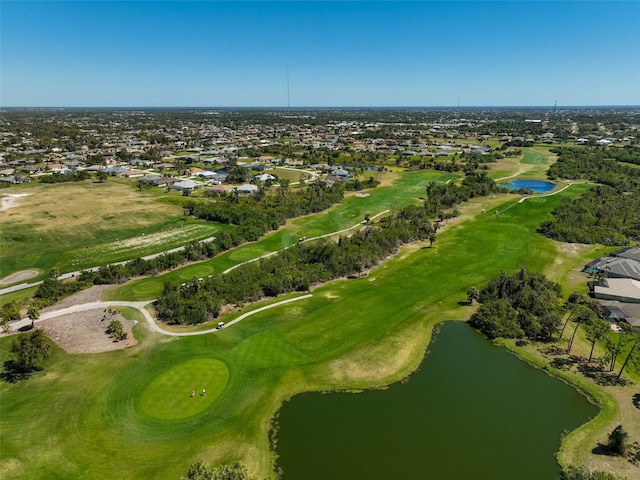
[500,179,557,193]
[275,322,597,480]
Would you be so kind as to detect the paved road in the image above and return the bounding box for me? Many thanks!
[11,295,312,336]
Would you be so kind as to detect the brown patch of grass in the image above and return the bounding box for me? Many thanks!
[0,181,180,235]
[326,320,432,387]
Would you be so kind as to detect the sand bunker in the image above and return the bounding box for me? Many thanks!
[355,192,371,198]
[0,269,39,285]
[1,193,32,211]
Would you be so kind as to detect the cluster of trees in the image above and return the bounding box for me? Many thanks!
[39,171,90,183]
[34,277,94,307]
[106,319,127,341]
[184,182,345,241]
[9,329,51,373]
[424,171,501,215]
[156,204,439,325]
[343,176,380,191]
[539,147,640,245]
[538,184,640,245]
[183,461,256,480]
[468,267,563,341]
[547,146,640,189]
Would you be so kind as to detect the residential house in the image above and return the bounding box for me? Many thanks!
[123,170,145,178]
[172,180,202,192]
[237,184,259,196]
[255,173,276,182]
[584,257,640,281]
[594,278,640,303]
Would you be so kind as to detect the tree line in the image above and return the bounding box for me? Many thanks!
[539,147,640,245]
[156,170,500,325]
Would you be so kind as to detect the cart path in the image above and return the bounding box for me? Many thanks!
[10,295,312,336]
[222,209,390,274]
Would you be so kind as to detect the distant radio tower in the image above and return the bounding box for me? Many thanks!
[554,100,557,112]
[287,67,290,109]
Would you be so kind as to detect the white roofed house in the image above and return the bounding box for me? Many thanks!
[171,179,202,192]
[330,167,350,179]
[237,184,259,196]
[594,278,640,304]
[255,173,276,182]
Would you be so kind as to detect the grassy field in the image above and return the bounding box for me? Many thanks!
[0,180,226,282]
[4,179,627,480]
[271,167,312,183]
[521,148,548,164]
[0,287,39,307]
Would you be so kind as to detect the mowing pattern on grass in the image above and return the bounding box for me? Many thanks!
[139,358,229,420]
[521,149,548,164]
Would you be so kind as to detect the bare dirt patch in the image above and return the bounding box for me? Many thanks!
[41,285,111,314]
[40,308,137,354]
[0,269,39,285]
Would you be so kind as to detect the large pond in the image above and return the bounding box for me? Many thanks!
[500,179,557,193]
[275,322,597,480]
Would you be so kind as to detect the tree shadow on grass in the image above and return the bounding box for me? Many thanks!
[0,360,38,383]
[577,363,632,387]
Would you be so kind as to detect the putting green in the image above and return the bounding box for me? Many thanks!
[139,358,229,420]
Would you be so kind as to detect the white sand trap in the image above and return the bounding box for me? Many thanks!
[355,192,370,198]
[0,269,40,285]
[1,193,32,211]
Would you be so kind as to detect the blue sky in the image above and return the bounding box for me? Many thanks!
[2,1,639,107]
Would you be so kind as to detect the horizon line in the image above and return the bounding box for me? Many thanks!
[2,105,640,110]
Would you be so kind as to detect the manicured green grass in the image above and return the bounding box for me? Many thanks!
[0,287,39,307]
[139,358,229,420]
[271,167,311,183]
[1,182,604,480]
[521,148,548,165]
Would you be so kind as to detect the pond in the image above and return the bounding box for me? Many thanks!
[500,179,557,193]
[275,322,597,480]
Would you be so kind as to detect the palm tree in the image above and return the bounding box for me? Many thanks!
[617,331,639,378]
[467,286,480,305]
[567,306,592,354]
[27,305,40,329]
[584,316,610,362]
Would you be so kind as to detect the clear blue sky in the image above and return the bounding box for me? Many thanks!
[2,1,639,107]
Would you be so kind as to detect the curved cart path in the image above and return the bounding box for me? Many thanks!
[11,295,312,336]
